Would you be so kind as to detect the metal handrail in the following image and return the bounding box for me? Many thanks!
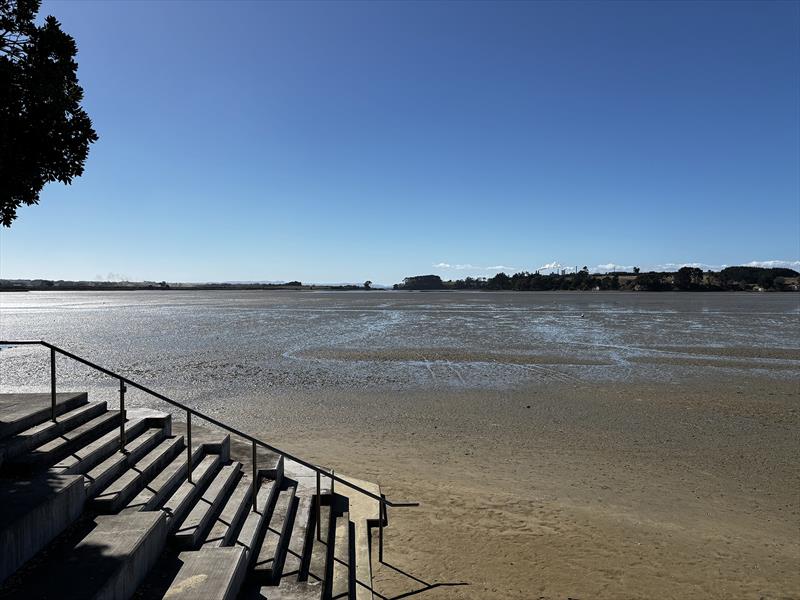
[0,340,418,554]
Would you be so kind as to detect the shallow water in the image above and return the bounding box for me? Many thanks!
[1,290,798,405]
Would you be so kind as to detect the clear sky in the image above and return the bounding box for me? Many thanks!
[1,0,798,284]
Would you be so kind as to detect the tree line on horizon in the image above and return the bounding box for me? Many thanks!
[4,267,798,293]
[0,279,370,291]
[395,266,800,292]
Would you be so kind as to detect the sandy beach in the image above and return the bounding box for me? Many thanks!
[233,377,798,600]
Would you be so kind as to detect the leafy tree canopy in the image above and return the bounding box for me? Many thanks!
[720,266,798,283]
[398,275,444,290]
[398,266,798,292]
[1,0,97,226]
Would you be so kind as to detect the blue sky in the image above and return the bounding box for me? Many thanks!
[1,0,798,284]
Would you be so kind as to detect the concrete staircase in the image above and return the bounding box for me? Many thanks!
[0,392,380,600]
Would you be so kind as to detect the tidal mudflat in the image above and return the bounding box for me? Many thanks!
[1,290,798,598]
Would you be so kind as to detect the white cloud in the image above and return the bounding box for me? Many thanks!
[652,260,800,272]
[433,262,515,272]
[538,261,564,272]
[595,263,634,272]
[95,272,130,282]
[433,259,800,277]
[657,262,721,271]
[742,260,800,269]
[656,260,800,271]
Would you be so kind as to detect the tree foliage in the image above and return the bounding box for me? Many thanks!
[720,266,797,283]
[674,266,704,290]
[1,0,97,226]
[395,267,798,292]
[395,275,444,290]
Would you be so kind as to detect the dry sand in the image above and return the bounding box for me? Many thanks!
[246,376,799,600]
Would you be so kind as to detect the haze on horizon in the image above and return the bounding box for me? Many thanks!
[0,1,798,286]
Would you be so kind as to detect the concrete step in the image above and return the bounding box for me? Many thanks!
[282,493,314,580]
[0,472,85,585]
[84,428,173,499]
[92,436,185,512]
[122,445,204,514]
[0,392,88,442]
[329,512,355,600]
[253,484,298,583]
[237,493,323,600]
[260,580,339,600]
[340,477,382,600]
[250,581,323,599]
[0,401,107,462]
[4,409,122,473]
[53,416,151,474]
[202,473,254,549]
[306,496,334,588]
[254,494,332,600]
[159,548,247,600]
[228,478,279,565]
[1,511,168,599]
[173,462,242,549]
[161,454,221,531]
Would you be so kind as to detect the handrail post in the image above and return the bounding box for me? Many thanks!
[119,378,126,453]
[186,410,192,484]
[316,470,321,541]
[50,347,56,422]
[252,441,257,512]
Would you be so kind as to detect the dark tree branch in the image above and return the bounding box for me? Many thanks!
[1,0,97,227]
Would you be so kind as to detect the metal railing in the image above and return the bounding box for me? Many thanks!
[0,340,418,559]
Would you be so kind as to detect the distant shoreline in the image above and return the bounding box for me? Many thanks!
[2,265,799,293]
[1,285,797,293]
[396,267,800,292]
[0,282,370,292]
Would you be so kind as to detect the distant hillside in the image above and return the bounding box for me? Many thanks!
[395,267,800,292]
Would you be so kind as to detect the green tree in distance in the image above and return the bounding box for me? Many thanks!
[399,275,444,290]
[674,266,703,290]
[757,271,776,290]
[1,0,97,226]
[487,272,511,290]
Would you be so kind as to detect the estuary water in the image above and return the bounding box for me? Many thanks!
[1,289,798,431]
[1,290,798,398]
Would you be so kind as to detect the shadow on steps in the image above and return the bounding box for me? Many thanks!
[0,511,167,600]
